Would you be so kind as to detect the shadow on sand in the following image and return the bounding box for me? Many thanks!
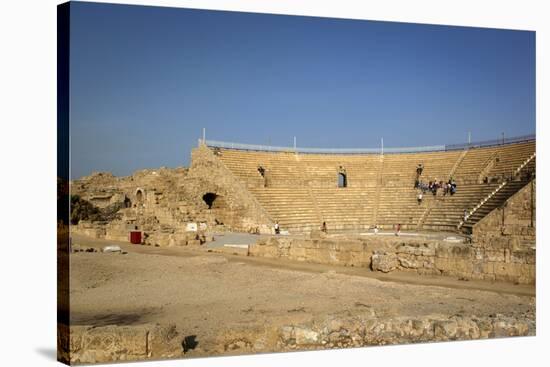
[35,347,57,361]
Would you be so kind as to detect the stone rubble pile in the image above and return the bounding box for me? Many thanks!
[70,146,275,247]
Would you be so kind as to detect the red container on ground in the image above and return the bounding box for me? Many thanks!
[129,231,142,244]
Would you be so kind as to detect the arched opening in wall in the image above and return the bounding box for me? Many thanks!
[202,193,219,209]
[338,172,347,188]
[136,189,143,203]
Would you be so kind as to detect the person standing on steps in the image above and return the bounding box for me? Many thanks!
[450,180,457,195]
[416,163,423,176]
[258,166,268,188]
[274,221,280,235]
[415,164,423,187]
[321,221,327,233]
[395,223,401,236]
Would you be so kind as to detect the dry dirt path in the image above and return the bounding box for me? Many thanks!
[69,234,535,356]
[71,234,534,297]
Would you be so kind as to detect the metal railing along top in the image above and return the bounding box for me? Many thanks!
[204,140,445,154]
[445,134,535,151]
[203,133,535,155]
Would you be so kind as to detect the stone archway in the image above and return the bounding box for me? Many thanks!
[202,192,219,209]
[338,172,347,188]
[337,166,347,188]
[136,189,144,203]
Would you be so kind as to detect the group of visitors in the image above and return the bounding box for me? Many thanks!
[414,163,457,197]
[416,178,457,198]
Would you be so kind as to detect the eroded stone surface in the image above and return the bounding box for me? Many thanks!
[473,180,536,246]
[371,251,398,273]
[58,323,183,364]
[70,146,274,247]
[270,313,534,350]
[249,235,535,284]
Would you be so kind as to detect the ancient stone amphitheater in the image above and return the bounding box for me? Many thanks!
[65,135,537,364]
[206,136,535,235]
[71,135,535,244]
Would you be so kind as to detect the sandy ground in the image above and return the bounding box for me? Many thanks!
[69,234,535,356]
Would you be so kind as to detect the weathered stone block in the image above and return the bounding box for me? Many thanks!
[310,230,327,239]
[434,320,458,340]
[289,247,307,261]
[68,324,183,364]
[371,252,398,273]
[294,327,320,345]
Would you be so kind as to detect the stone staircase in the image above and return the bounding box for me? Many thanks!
[458,152,536,233]
[295,154,324,228]
[416,148,469,230]
[514,152,536,177]
[450,149,469,179]
[458,180,529,233]
[477,152,499,183]
[371,155,384,226]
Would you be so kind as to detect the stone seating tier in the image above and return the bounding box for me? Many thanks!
[213,141,535,233]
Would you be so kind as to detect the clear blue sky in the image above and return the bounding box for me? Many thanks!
[69,2,535,179]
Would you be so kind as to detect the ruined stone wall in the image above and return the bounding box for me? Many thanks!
[70,150,274,246]
[188,144,273,232]
[58,313,534,363]
[71,168,189,212]
[272,313,534,351]
[57,323,183,364]
[473,179,536,246]
[251,236,372,267]
[249,235,535,284]
[215,311,534,355]
[71,168,203,246]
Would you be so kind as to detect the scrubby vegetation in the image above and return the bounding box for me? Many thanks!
[70,195,124,225]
